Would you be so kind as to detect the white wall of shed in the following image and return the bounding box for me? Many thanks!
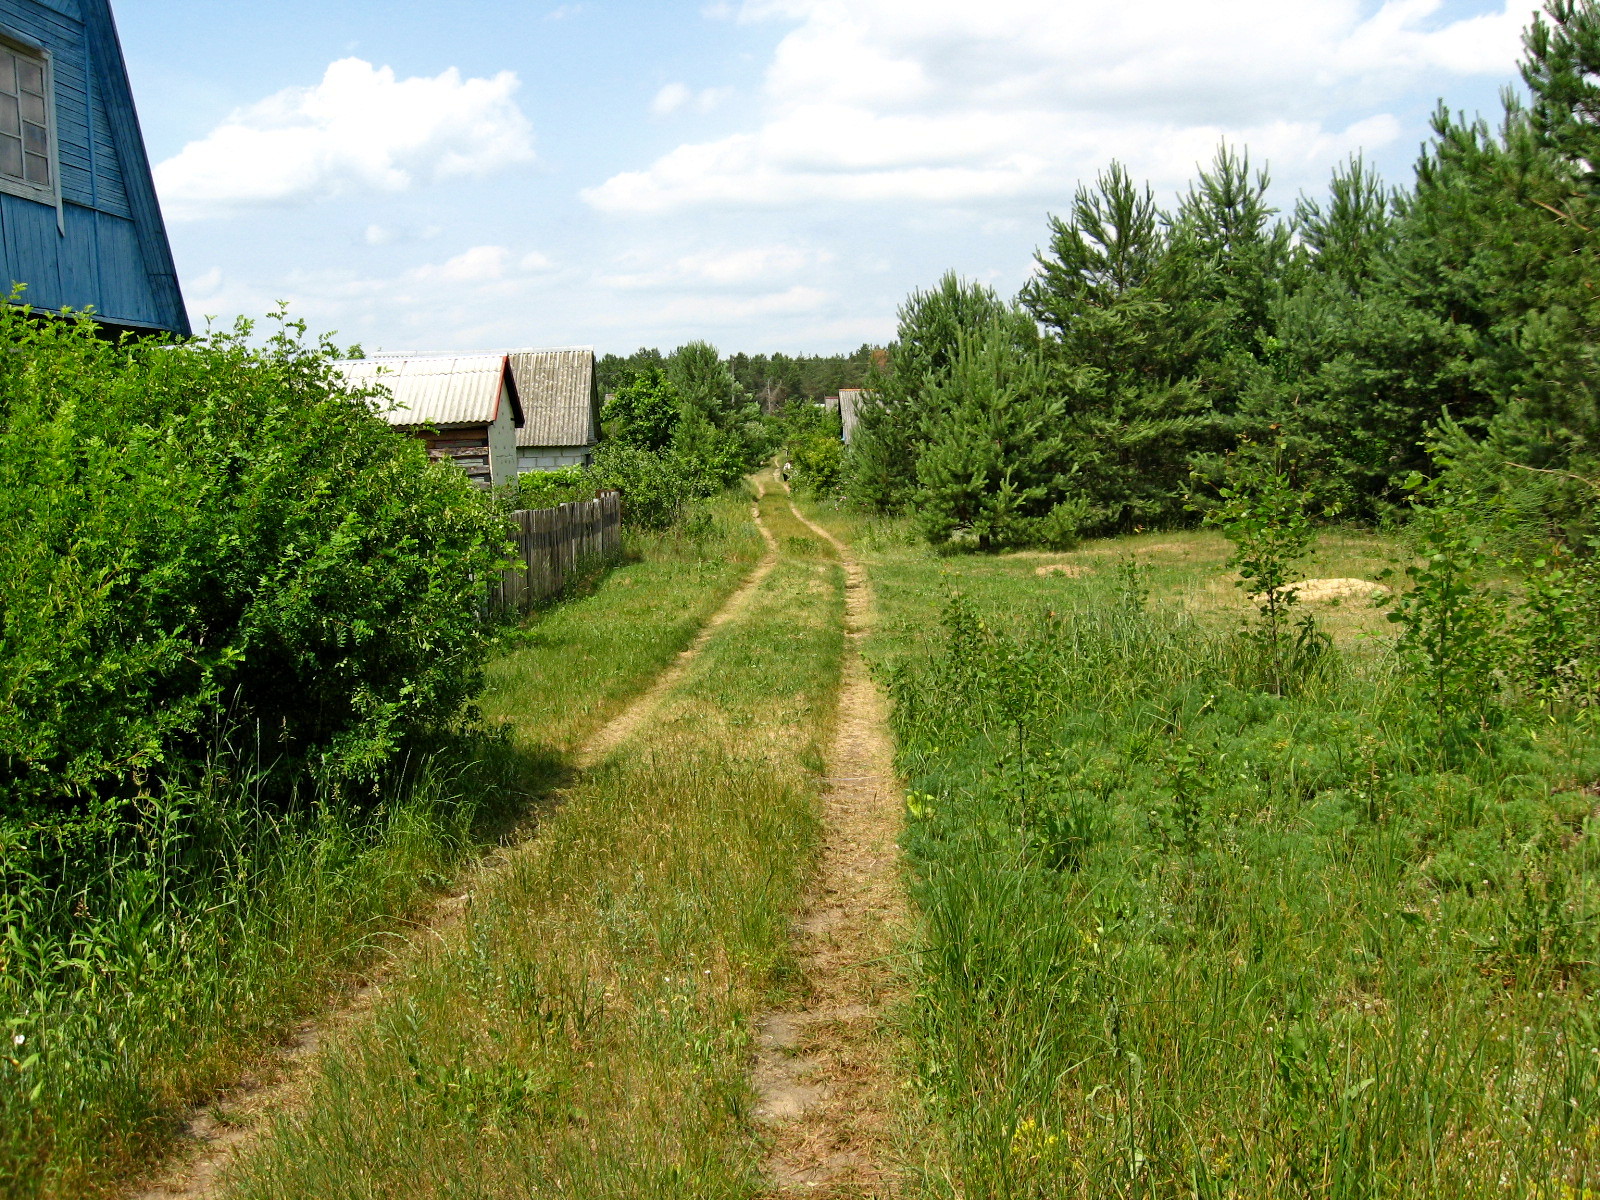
[516,445,595,474]
[488,382,518,486]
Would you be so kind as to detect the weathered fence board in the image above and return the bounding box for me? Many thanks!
[491,490,623,615]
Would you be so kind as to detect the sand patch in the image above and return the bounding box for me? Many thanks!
[1290,577,1391,604]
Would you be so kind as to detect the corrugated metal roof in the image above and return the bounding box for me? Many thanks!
[334,354,522,429]
[505,348,599,448]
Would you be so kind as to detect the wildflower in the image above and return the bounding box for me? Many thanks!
[11,1034,22,1046]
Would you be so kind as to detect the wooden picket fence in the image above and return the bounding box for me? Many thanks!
[491,490,623,614]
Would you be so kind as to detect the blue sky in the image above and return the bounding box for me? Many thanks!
[116,0,1542,356]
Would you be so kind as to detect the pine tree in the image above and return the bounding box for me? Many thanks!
[1022,162,1221,530]
[847,272,1013,512]
[1523,0,1600,190]
[912,322,1072,549]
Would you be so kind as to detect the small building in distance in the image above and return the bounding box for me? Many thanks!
[508,347,602,474]
[0,0,187,336]
[838,388,865,444]
[334,354,525,488]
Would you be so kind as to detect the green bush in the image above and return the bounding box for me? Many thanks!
[590,442,717,531]
[0,307,511,814]
[786,429,843,494]
[515,465,598,510]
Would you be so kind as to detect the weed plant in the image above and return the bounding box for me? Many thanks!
[886,561,1600,1197]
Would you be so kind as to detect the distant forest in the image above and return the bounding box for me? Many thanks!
[598,345,875,412]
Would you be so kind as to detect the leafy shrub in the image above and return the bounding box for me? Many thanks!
[786,429,843,494]
[0,307,510,814]
[590,442,716,531]
[515,466,597,510]
[602,368,681,451]
[1203,441,1328,693]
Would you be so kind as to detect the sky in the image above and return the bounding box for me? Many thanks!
[114,0,1546,356]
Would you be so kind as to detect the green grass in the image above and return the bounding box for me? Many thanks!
[218,502,845,1198]
[0,492,764,1200]
[800,499,1600,1198]
[481,490,765,751]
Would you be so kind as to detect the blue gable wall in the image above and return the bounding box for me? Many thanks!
[0,0,187,335]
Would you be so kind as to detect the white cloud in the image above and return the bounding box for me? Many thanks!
[651,82,734,117]
[364,222,443,246]
[408,245,511,285]
[180,243,571,349]
[545,3,586,18]
[586,0,1540,213]
[652,82,693,117]
[636,285,831,326]
[156,58,535,220]
[599,243,832,290]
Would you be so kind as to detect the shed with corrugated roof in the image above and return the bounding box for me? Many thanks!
[333,353,524,488]
[507,347,601,474]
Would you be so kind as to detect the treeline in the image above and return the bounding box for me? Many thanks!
[549,340,843,527]
[599,344,873,412]
[850,1,1600,551]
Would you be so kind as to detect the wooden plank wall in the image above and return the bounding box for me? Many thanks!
[491,490,623,615]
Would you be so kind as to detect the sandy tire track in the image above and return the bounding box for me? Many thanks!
[125,481,783,1200]
[750,490,908,1197]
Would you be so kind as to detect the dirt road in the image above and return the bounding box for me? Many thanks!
[750,491,908,1197]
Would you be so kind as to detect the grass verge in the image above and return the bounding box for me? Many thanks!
[1,492,762,1200]
[216,501,846,1198]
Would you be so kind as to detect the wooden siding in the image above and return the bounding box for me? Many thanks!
[0,1,128,216]
[0,0,184,333]
[490,493,624,615]
[415,426,494,488]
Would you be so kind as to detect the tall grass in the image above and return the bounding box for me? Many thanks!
[219,520,845,1197]
[1,735,536,1199]
[880,550,1600,1198]
[0,491,764,1200]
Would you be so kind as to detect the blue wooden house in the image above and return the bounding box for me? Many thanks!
[0,0,186,336]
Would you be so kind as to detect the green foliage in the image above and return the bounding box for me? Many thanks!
[912,323,1074,550]
[1387,475,1509,736]
[601,368,681,452]
[2,502,763,1196]
[515,466,598,510]
[727,344,875,410]
[884,550,1600,1197]
[1515,538,1600,707]
[594,346,663,397]
[785,430,843,496]
[777,395,851,499]
[0,306,508,813]
[847,272,1016,514]
[589,442,715,532]
[593,342,776,520]
[864,4,1600,544]
[1523,0,1600,189]
[1203,441,1328,694]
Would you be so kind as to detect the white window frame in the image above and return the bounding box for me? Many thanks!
[0,27,62,230]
